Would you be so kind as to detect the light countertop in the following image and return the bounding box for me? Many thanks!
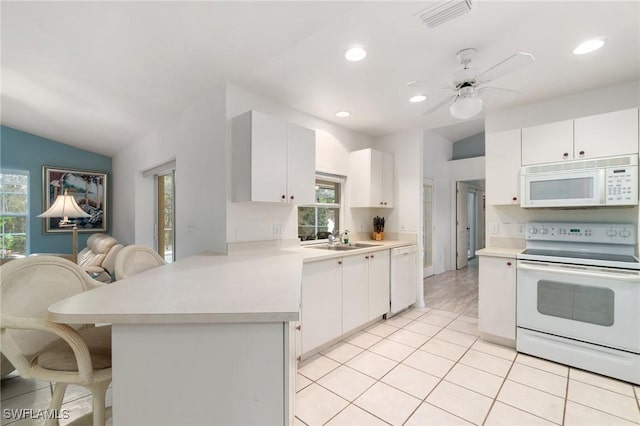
[475,247,523,258]
[49,251,303,325]
[287,240,415,262]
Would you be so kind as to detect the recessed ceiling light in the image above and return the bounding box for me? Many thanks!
[345,46,367,61]
[335,111,351,118]
[409,94,427,103]
[573,38,606,55]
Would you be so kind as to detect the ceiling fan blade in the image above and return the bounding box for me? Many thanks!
[476,52,535,83]
[423,95,456,114]
[477,86,518,95]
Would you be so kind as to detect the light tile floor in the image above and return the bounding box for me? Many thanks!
[296,307,640,426]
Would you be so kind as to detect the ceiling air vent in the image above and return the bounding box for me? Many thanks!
[414,0,473,29]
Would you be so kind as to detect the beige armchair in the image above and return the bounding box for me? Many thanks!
[77,234,123,282]
[0,256,112,426]
[114,245,167,280]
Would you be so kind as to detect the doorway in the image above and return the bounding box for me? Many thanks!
[156,171,175,263]
[423,179,435,277]
[456,180,485,269]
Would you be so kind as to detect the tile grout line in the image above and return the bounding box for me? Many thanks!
[479,346,515,426]
[566,399,640,425]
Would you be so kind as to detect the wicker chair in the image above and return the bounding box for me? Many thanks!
[114,245,166,280]
[0,256,112,426]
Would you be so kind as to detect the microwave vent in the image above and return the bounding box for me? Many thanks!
[523,155,636,175]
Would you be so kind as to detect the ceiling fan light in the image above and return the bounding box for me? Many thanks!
[449,96,483,119]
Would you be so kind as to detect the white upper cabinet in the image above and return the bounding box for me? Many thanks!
[521,108,639,166]
[521,120,574,165]
[232,110,315,204]
[286,122,316,205]
[486,129,522,205]
[349,148,395,208]
[574,108,639,160]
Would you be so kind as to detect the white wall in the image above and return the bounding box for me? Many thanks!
[485,80,640,248]
[113,84,228,258]
[374,129,424,307]
[226,83,372,244]
[423,130,453,274]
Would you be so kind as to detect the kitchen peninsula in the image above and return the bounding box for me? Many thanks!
[49,252,303,425]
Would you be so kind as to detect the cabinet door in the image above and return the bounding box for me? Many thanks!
[287,123,316,205]
[251,111,288,202]
[370,149,384,207]
[348,149,374,208]
[381,152,394,208]
[485,129,522,205]
[301,259,342,354]
[341,255,369,334]
[368,250,390,320]
[574,108,639,159]
[521,120,574,165]
[478,256,516,340]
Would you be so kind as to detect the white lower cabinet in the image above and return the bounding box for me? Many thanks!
[342,255,369,334]
[300,258,342,355]
[478,255,516,344]
[368,250,390,319]
[301,249,391,357]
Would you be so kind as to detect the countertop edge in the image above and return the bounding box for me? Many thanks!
[475,247,523,258]
[48,310,300,325]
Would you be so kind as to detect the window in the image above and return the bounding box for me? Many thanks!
[298,175,343,242]
[143,160,176,263]
[0,171,29,255]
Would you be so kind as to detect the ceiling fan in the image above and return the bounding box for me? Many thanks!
[424,48,535,120]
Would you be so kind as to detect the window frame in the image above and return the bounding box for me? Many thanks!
[0,169,30,255]
[298,173,345,245]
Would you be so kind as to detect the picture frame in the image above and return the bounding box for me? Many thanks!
[42,166,108,233]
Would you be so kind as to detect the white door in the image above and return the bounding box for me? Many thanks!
[456,182,470,269]
[286,123,316,205]
[423,180,434,277]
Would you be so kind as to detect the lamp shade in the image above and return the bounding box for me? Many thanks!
[449,96,483,120]
[38,190,90,222]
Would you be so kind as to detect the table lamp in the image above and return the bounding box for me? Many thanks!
[38,189,90,262]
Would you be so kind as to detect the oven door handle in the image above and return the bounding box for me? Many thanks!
[517,261,640,282]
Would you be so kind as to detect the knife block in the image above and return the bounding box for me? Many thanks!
[372,232,384,241]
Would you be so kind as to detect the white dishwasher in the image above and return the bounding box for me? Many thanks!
[390,245,417,314]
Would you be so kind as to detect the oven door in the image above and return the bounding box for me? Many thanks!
[520,169,605,208]
[517,260,640,353]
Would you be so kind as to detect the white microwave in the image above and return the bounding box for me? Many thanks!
[520,155,638,208]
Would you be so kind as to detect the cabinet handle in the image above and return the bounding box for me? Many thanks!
[290,195,295,201]
[370,254,375,258]
[338,261,342,265]
[512,196,518,201]
[281,195,286,200]
[380,202,384,205]
[297,356,301,362]
[295,325,301,331]
[579,150,585,157]
[383,202,388,205]
[507,261,512,266]
[563,152,569,158]
[365,256,369,259]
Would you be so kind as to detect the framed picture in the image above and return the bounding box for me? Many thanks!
[43,166,108,233]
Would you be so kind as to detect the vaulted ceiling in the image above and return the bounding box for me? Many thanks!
[2,1,639,156]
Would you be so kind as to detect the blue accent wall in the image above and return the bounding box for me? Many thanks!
[0,126,112,254]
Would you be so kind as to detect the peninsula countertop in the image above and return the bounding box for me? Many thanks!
[48,251,303,325]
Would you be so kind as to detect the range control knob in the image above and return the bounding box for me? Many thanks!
[540,228,548,235]
[606,229,618,238]
[530,228,538,235]
[620,229,632,238]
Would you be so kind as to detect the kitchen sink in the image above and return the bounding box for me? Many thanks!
[305,243,382,251]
